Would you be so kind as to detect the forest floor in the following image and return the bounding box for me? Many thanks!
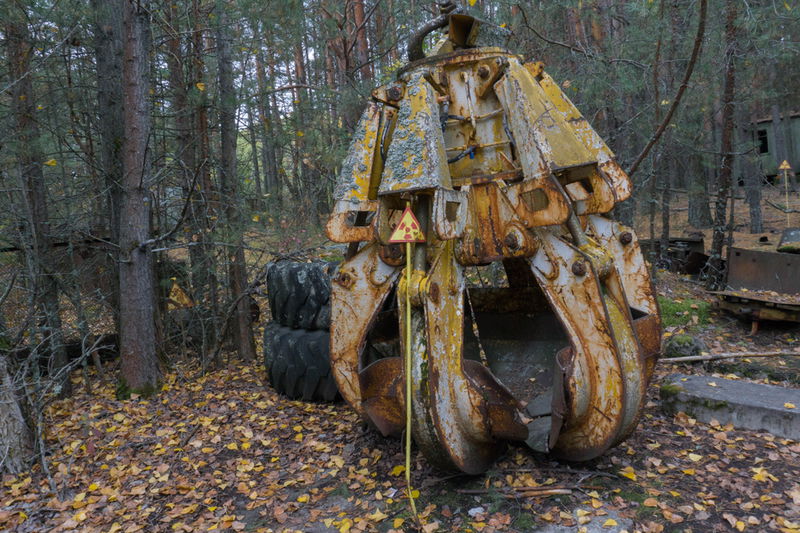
[1,270,800,533]
[2,187,800,532]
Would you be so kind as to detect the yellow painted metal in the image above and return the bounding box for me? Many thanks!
[497,60,597,171]
[379,75,452,195]
[334,102,382,203]
[537,72,632,201]
[403,222,419,518]
[325,12,661,474]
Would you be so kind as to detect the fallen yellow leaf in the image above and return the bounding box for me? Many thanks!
[785,402,796,409]
[367,509,388,521]
[620,466,637,481]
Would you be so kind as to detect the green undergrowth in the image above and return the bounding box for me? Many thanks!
[657,296,711,329]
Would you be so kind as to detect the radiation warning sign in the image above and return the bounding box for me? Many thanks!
[779,160,792,170]
[388,206,426,243]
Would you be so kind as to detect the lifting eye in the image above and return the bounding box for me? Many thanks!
[346,211,375,227]
[445,201,460,222]
[521,188,549,212]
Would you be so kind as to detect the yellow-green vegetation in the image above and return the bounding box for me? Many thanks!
[657,296,711,328]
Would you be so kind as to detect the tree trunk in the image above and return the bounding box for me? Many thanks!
[687,153,713,228]
[246,103,263,201]
[254,45,279,196]
[92,0,125,243]
[119,0,160,393]
[659,153,673,263]
[352,0,372,81]
[706,1,737,290]
[217,1,256,362]
[0,355,32,475]
[739,123,763,233]
[188,0,219,360]
[6,12,70,397]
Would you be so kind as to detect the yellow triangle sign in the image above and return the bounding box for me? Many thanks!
[167,281,194,310]
[388,206,426,243]
[779,160,792,170]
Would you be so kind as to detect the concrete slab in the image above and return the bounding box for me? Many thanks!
[536,507,633,532]
[660,374,800,441]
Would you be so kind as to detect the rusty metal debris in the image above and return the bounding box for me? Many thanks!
[712,245,800,333]
[726,247,800,294]
[639,236,707,275]
[325,12,661,473]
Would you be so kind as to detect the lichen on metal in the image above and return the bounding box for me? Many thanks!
[379,75,452,195]
[334,102,382,203]
[324,10,661,474]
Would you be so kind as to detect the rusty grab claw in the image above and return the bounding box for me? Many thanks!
[325,13,661,473]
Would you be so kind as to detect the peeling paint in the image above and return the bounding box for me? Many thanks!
[325,21,660,474]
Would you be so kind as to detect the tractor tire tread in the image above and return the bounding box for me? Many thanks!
[262,322,339,402]
[266,261,336,330]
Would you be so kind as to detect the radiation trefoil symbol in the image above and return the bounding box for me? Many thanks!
[388,206,426,243]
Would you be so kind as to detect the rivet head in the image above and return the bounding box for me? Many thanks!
[387,86,402,101]
[619,232,633,245]
[428,282,440,304]
[571,261,587,276]
[504,232,520,251]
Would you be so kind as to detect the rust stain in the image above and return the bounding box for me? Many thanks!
[323,12,661,474]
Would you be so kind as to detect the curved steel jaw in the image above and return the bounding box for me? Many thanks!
[325,41,661,473]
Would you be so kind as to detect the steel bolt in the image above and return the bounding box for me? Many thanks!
[335,272,353,288]
[477,65,491,79]
[428,282,440,304]
[504,232,520,251]
[571,261,587,276]
[387,86,402,101]
[619,232,633,245]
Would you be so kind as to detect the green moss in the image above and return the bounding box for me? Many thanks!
[328,484,352,499]
[115,380,130,400]
[116,379,158,400]
[635,504,659,520]
[512,512,537,530]
[659,382,685,399]
[617,489,647,504]
[133,382,158,398]
[668,334,694,347]
[657,296,711,328]
[695,398,728,410]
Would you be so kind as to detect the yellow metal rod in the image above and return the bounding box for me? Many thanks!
[404,212,418,520]
[786,169,791,228]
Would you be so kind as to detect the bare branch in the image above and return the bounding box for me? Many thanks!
[627,0,708,178]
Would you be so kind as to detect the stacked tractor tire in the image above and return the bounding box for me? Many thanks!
[263,261,340,402]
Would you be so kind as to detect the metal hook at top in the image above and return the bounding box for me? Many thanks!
[406,3,463,62]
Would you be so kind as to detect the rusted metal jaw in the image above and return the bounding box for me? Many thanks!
[325,13,661,474]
